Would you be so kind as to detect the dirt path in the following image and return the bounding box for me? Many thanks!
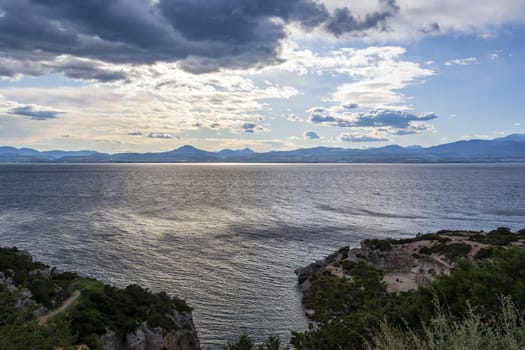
[37,290,81,325]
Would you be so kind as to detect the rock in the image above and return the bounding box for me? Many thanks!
[101,311,200,350]
[15,288,34,309]
[17,249,33,263]
[0,273,17,291]
[163,329,200,350]
[294,246,350,284]
[304,309,316,317]
[28,266,55,278]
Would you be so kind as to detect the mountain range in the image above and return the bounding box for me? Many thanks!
[1,134,524,163]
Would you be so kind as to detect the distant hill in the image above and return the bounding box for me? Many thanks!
[1,134,524,163]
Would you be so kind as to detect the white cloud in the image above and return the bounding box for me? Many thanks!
[276,45,433,110]
[1,43,436,150]
[445,57,478,66]
[0,63,299,150]
[489,50,504,61]
[286,113,302,122]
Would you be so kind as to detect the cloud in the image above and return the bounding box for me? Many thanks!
[0,0,399,75]
[304,130,320,139]
[419,22,440,33]
[147,132,173,139]
[0,63,297,140]
[338,133,389,142]
[0,55,126,81]
[241,122,266,133]
[309,108,437,137]
[286,113,302,122]
[355,109,437,128]
[489,50,503,61]
[310,108,437,128]
[318,0,525,41]
[53,58,127,82]
[445,57,478,66]
[323,0,399,35]
[277,46,434,109]
[0,43,436,151]
[8,106,61,120]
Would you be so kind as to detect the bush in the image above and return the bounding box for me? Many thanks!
[363,239,393,251]
[225,334,287,350]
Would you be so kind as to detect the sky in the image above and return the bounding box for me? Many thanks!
[0,0,524,153]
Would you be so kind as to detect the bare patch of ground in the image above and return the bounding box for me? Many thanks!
[37,290,81,325]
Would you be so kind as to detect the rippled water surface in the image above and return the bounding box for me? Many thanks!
[1,163,524,347]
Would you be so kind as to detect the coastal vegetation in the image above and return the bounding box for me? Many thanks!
[291,228,525,349]
[0,247,197,350]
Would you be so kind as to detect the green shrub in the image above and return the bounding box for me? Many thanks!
[393,234,451,245]
[364,239,393,251]
[225,334,287,350]
[474,247,493,260]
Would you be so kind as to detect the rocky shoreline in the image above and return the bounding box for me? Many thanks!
[0,247,200,350]
[289,227,525,349]
[294,227,525,318]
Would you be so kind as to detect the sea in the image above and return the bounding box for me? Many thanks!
[0,163,524,347]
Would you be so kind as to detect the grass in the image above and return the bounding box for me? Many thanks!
[366,297,525,350]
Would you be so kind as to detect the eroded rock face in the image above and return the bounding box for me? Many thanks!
[294,246,350,284]
[102,311,200,350]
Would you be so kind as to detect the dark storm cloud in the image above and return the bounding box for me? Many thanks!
[0,0,399,74]
[53,60,127,82]
[8,106,61,120]
[310,109,438,129]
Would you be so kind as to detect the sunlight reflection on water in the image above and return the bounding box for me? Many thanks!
[0,163,524,347]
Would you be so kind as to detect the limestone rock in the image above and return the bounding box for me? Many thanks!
[101,311,200,350]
